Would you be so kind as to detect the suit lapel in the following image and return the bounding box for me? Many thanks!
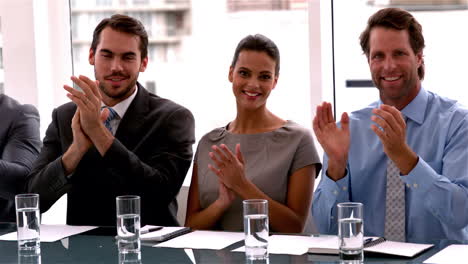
[114,83,150,149]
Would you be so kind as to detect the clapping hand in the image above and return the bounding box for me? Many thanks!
[370,104,417,174]
[208,144,246,192]
[313,102,350,181]
[64,75,105,135]
[217,181,235,208]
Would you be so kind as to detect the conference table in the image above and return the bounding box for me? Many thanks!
[0,222,461,263]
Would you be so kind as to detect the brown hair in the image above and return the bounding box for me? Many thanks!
[359,8,425,79]
[231,34,280,76]
[91,14,148,60]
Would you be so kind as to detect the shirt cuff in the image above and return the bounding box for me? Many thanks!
[401,157,439,193]
[321,169,350,200]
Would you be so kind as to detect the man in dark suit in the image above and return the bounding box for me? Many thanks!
[0,94,41,222]
[26,14,195,226]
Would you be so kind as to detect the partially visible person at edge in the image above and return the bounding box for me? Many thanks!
[312,8,468,243]
[185,34,322,233]
[0,94,41,222]
[26,14,195,226]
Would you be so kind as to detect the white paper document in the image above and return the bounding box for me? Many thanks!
[154,230,244,250]
[423,244,468,264]
[184,248,196,264]
[233,235,339,255]
[307,235,433,258]
[0,224,97,242]
[364,240,433,257]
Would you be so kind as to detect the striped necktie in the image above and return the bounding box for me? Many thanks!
[102,106,118,133]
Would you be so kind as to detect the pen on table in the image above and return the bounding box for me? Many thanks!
[364,238,373,245]
[364,237,386,247]
[141,226,163,234]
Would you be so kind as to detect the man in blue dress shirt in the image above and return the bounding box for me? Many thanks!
[312,8,468,243]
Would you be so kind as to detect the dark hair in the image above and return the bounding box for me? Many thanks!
[231,34,280,76]
[91,14,148,60]
[359,8,425,79]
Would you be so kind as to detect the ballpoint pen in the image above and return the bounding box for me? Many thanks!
[364,237,386,248]
[141,226,163,234]
[364,237,373,245]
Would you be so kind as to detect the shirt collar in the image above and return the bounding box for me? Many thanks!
[377,87,428,125]
[101,85,138,119]
[400,87,428,125]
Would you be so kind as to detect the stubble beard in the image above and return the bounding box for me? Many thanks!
[375,73,418,104]
[96,69,139,100]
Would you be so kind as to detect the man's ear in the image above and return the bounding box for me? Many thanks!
[139,57,148,72]
[89,48,95,66]
[416,51,423,68]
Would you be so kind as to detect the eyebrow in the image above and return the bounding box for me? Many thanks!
[259,71,273,75]
[99,49,137,57]
[393,48,408,53]
[238,67,272,74]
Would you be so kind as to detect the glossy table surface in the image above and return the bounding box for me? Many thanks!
[0,223,461,263]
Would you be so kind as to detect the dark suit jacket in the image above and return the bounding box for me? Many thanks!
[26,84,195,226]
[0,94,41,222]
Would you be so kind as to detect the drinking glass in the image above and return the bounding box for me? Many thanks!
[338,202,364,261]
[15,194,40,255]
[243,199,268,260]
[116,195,141,254]
[118,252,141,264]
[18,252,41,264]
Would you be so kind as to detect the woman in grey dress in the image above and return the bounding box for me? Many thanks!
[185,34,321,233]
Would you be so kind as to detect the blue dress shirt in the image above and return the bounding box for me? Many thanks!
[312,88,468,243]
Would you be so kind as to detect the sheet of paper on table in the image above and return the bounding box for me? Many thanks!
[307,236,433,257]
[154,230,244,250]
[0,224,97,242]
[233,235,339,255]
[423,244,468,263]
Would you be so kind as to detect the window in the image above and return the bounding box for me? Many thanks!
[146,81,156,94]
[367,0,468,8]
[0,17,3,90]
[227,0,292,12]
[95,0,113,7]
[149,44,168,62]
[70,0,314,187]
[165,12,180,36]
[329,0,468,117]
[0,48,3,69]
[132,0,150,5]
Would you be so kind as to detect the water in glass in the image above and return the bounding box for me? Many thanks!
[18,252,41,264]
[339,217,363,258]
[16,207,40,253]
[117,213,140,253]
[244,214,268,259]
